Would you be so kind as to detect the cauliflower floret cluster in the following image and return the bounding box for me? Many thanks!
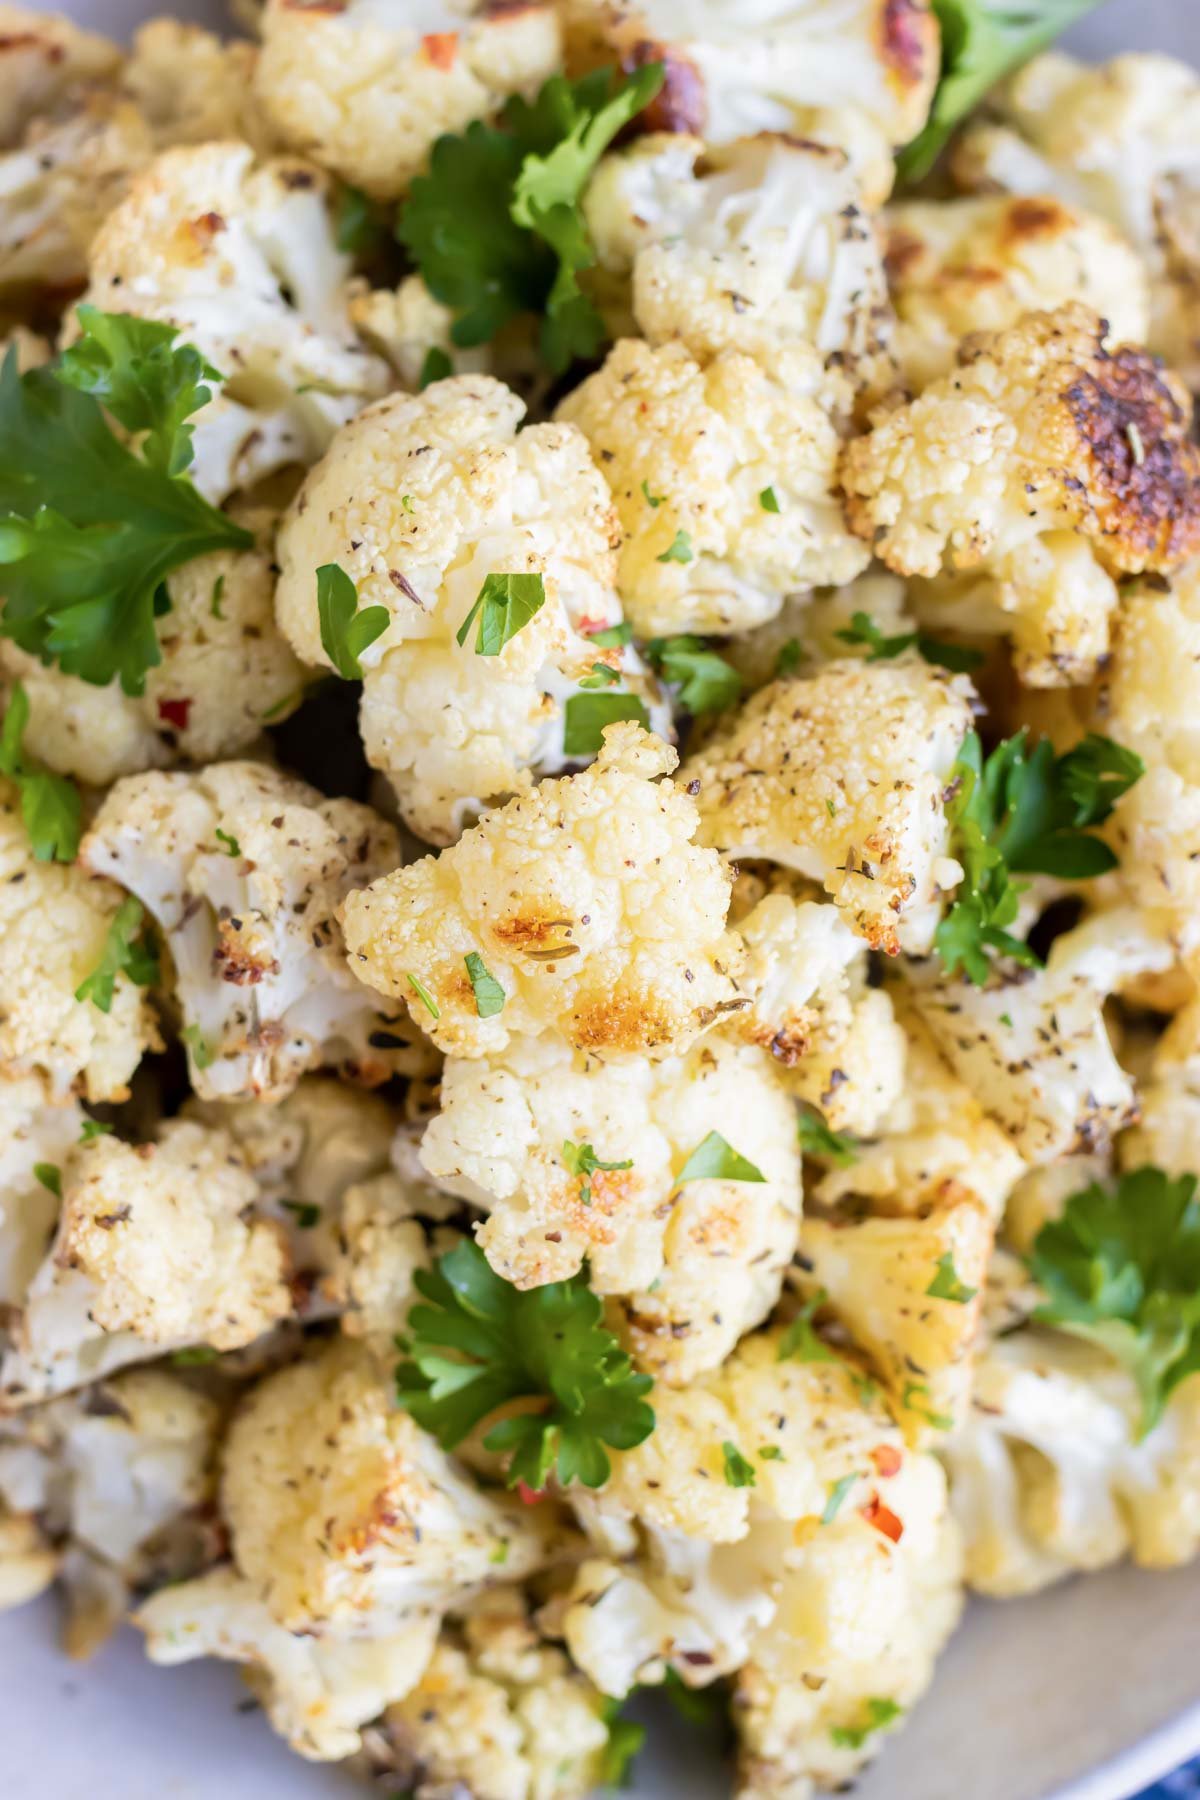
[842,303,1200,686]
[0,7,121,146]
[81,761,406,1102]
[274,374,665,844]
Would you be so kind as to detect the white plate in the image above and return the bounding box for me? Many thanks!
[6,1,1200,1795]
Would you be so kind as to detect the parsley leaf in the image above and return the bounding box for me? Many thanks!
[797,1107,857,1167]
[579,660,622,688]
[562,691,649,758]
[317,563,389,680]
[722,1441,757,1488]
[456,572,545,656]
[588,621,632,647]
[822,1471,859,1524]
[656,529,694,565]
[830,1697,904,1750]
[464,951,506,1019]
[759,485,780,513]
[0,314,251,694]
[214,827,241,859]
[897,0,1103,183]
[836,609,983,673]
[0,683,81,862]
[419,346,453,389]
[396,1238,655,1488]
[406,973,441,1020]
[778,1290,840,1365]
[1028,1166,1200,1433]
[180,1023,214,1070]
[677,1131,765,1184]
[79,1119,113,1143]
[562,1140,633,1207]
[775,638,804,678]
[645,635,742,717]
[926,1253,978,1303]
[75,896,159,1012]
[281,1200,321,1229]
[334,182,384,258]
[901,1380,955,1431]
[598,1701,646,1788]
[33,1162,61,1199]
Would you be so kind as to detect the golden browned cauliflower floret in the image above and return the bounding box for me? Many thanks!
[0,780,160,1104]
[81,761,405,1103]
[558,337,869,636]
[944,1330,1200,1597]
[0,1121,291,1410]
[0,1508,57,1614]
[0,508,304,785]
[359,1591,611,1800]
[341,724,742,1061]
[841,304,1200,685]
[347,274,498,389]
[952,52,1200,388]
[0,6,120,148]
[583,132,892,381]
[0,1077,84,1310]
[121,19,268,152]
[884,194,1149,391]
[274,374,666,844]
[79,141,391,503]
[419,1033,801,1383]
[684,657,974,954]
[254,0,562,200]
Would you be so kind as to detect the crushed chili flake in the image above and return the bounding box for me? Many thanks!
[515,1480,545,1506]
[157,697,192,730]
[869,1444,902,1479]
[860,1492,904,1542]
[422,30,458,68]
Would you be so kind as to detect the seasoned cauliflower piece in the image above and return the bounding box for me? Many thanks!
[885,194,1149,391]
[0,1121,292,1408]
[952,52,1200,388]
[219,1337,567,1636]
[361,1593,611,1800]
[420,1033,801,1382]
[0,7,120,147]
[944,1330,1200,1596]
[558,337,868,636]
[81,762,405,1102]
[341,725,742,1061]
[0,1078,84,1306]
[138,1563,440,1760]
[325,1171,450,1345]
[0,779,159,1104]
[0,1508,56,1613]
[79,142,391,503]
[254,0,561,200]
[684,658,974,954]
[347,275,496,389]
[275,375,664,843]
[0,508,303,785]
[121,19,267,152]
[841,304,1200,685]
[584,132,892,380]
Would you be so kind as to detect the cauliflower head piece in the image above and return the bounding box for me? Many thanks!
[0,1507,57,1614]
[842,304,1200,686]
[81,761,406,1103]
[254,0,562,201]
[558,336,869,637]
[340,724,743,1061]
[0,6,121,148]
[79,141,391,503]
[0,1077,84,1308]
[684,657,974,955]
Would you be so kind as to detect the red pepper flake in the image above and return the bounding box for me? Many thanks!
[861,1493,904,1542]
[422,30,458,68]
[515,1480,545,1506]
[157,697,192,731]
[869,1444,902,1479]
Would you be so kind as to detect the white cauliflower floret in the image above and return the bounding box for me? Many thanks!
[842,303,1200,686]
[0,1078,84,1307]
[138,1563,440,1761]
[219,1336,568,1636]
[584,132,892,381]
[0,779,160,1103]
[0,1367,222,1652]
[884,194,1149,391]
[420,1033,801,1383]
[0,508,303,785]
[559,337,868,636]
[944,1330,1200,1596]
[360,1593,611,1800]
[0,1121,292,1409]
[0,7,120,147]
[684,658,974,954]
[275,374,665,844]
[952,52,1200,388]
[0,1507,56,1613]
[347,275,497,388]
[340,724,742,1061]
[121,19,268,152]
[254,0,561,200]
[81,761,405,1102]
[79,142,391,503]
[326,1171,451,1345]
[561,0,938,176]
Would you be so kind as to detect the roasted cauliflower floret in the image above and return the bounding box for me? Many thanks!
[420,1033,801,1383]
[558,337,869,636]
[79,141,391,503]
[341,724,742,1061]
[121,19,267,152]
[0,779,159,1104]
[274,374,665,844]
[584,132,892,380]
[219,1336,567,1636]
[0,1507,56,1613]
[952,52,1200,388]
[81,761,404,1102]
[0,1121,292,1409]
[254,0,561,201]
[0,1078,84,1307]
[347,275,497,389]
[841,304,1200,686]
[944,1330,1200,1596]
[0,6,120,148]
[884,194,1149,391]
[684,658,974,954]
[0,508,303,785]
